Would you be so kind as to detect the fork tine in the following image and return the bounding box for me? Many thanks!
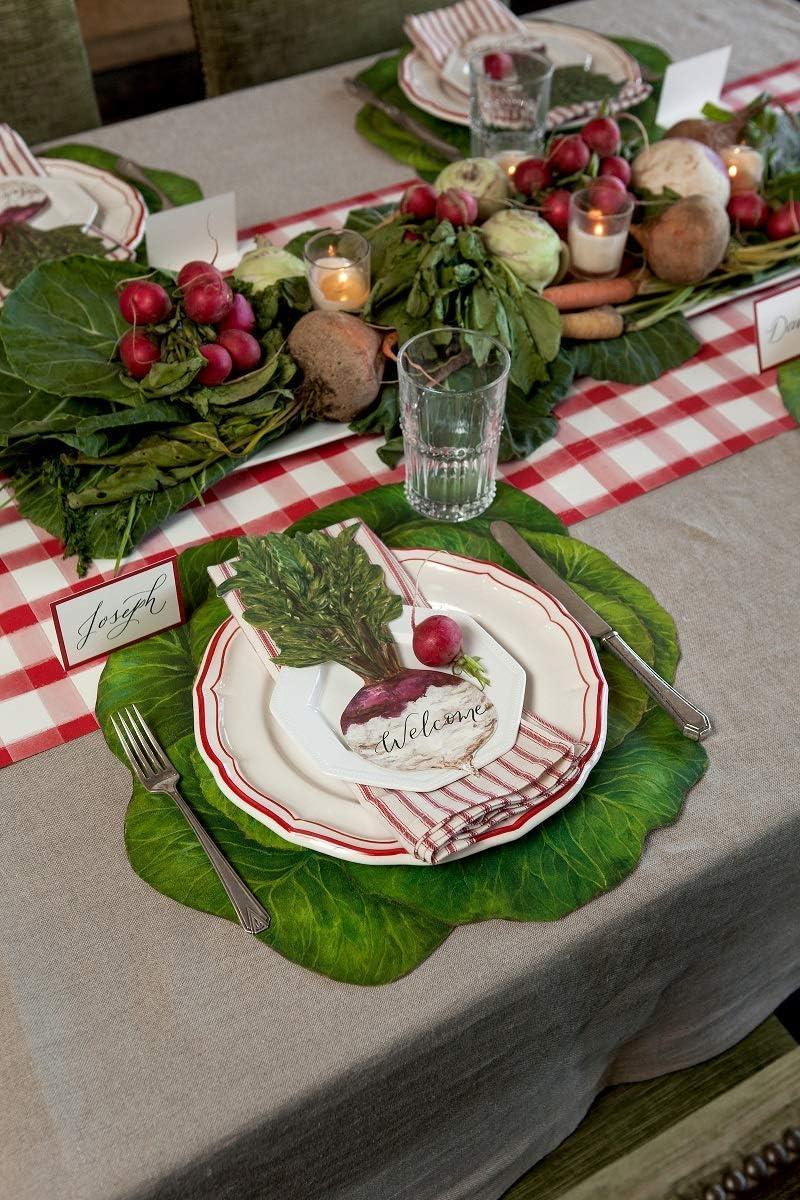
[131,704,171,770]
[111,712,146,780]
[118,707,159,775]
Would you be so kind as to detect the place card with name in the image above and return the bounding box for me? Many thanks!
[145,192,239,273]
[51,558,185,670]
[754,281,800,371]
[655,46,731,128]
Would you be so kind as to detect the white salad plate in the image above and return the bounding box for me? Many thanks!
[194,548,608,866]
[41,157,147,251]
[0,175,98,230]
[398,18,649,129]
[268,604,526,791]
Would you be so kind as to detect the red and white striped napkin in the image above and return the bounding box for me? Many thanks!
[209,520,586,864]
[403,0,526,72]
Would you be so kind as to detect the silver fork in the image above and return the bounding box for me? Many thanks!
[111,705,271,935]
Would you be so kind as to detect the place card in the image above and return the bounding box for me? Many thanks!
[51,558,185,670]
[655,47,731,128]
[145,192,239,273]
[754,281,800,371]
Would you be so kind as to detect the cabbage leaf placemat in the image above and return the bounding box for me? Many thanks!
[96,484,707,985]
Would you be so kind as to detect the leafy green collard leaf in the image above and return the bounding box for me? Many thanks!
[219,525,403,680]
[98,483,707,985]
[0,224,108,290]
[568,312,700,384]
[498,352,574,462]
[777,358,800,423]
[610,37,671,79]
[344,204,398,234]
[37,143,203,213]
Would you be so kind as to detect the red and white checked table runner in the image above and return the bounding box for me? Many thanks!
[0,59,798,767]
[210,520,585,863]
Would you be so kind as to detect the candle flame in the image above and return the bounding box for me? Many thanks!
[728,164,737,178]
[593,222,605,236]
[327,244,336,257]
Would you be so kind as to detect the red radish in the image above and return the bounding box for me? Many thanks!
[403,229,423,242]
[548,134,590,176]
[766,200,800,240]
[435,187,479,226]
[118,330,161,379]
[483,51,514,80]
[177,259,223,290]
[727,191,769,231]
[183,278,234,324]
[514,157,552,196]
[197,343,232,385]
[217,329,261,371]
[587,180,631,214]
[400,182,438,220]
[118,280,172,325]
[412,614,463,667]
[540,188,571,235]
[217,292,256,333]
[581,116,621,157]
[599,155,632,186]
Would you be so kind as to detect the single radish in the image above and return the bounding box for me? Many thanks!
[118,280,172,325]
[118,329,161,379]
[197,343,233,385]
[177,259,223,290]
[599,155,632,186]
[483,51,514,80]
[400,181,438,220]
[217,292,256,333]
[514,157,552,196]
[435,187,479,226]
[766,200,800,240]
[581,116,621,157]
[217,328,261,371]
[403,228,423,242]
[540,188,571,235]
[587,180,631,214]
[548,134,590,176]
[413,614,463,667]
[183,278,234,324]
[727,191,769,231]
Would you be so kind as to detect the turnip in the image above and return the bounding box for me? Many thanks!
[217,292,256,333]
[183,278,234,324]
[580,116,621,157]
[514,157,552,197]
[435,188,479,227]
[766,200,800,240]
[548,135,590,177]
[197,343,233,385]
[217,328,261,372]
[119,330,161,379]
[727,192,769,231]
[400,182,438,220]
[177,259,222,290]
[435,158,510,219]
[118,280,172,326]
[541,188,571,236]
[631,139,730,206]
[599,155,631,186]
[635,194,730,284]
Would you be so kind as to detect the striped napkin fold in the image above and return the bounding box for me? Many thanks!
[404,0,526,71]
[209,520,586,864]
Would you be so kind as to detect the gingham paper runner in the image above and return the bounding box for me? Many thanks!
[0,59,798,766]
[210,519,584,863]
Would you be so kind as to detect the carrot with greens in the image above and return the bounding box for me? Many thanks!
[560,306,625,340]
[543,276,638,310]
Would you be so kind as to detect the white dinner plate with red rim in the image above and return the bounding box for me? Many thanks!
[399,18,648,129]
[194,548,608,866]
[42,158,146,251]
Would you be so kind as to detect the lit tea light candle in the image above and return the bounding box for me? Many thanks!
[567,188,634,279]
[494,150,529,181]
[721,144,764,194]
[303,229,371,313]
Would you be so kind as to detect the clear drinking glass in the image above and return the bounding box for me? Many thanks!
[469,46,553,160]
[398,328,510,522]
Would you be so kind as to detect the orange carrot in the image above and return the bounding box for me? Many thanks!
[382,330,399,361]
[543,276,638,311]
[560,306,624,340]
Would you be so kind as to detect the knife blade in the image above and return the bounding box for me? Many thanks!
[491,521,712,742]
[344,79,461,163]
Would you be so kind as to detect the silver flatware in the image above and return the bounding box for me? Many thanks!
[111,705,271,934]
[345,78,461,162]
[112,155,175,210]
[490,521,712,742]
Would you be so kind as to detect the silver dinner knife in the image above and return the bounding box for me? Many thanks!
[490,521,712,741]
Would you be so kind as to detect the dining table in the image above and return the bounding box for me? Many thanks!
[2,0,800,1198]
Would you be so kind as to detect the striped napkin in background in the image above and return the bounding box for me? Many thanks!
[209,520,586,864]
[403,0,526,72]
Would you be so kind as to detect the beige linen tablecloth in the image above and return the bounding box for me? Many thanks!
[5,2,800,1197]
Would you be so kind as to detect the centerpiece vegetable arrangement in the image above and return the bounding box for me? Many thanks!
[0,83,797,571]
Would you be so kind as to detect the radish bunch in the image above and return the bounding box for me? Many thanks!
[116,260,261,386]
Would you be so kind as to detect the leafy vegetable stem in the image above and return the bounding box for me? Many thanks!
[114,497,138,573]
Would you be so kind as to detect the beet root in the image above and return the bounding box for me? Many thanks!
[287,310,384,422]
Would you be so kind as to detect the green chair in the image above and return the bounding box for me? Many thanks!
[0,0,99,144]
[188,0,440,96]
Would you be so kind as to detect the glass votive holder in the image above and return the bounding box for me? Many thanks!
[303,229,371,312]
[469,46,553,160]
[567,189,635,280]
[720,144,764,194]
